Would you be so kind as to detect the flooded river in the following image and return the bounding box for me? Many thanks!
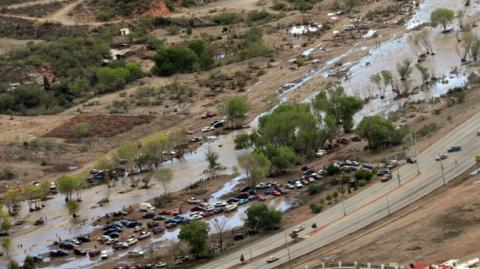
[4,0,480,267]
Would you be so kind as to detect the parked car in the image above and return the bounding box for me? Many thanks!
[295,181,303,189]
[337,138,350,145]
[88,249,100,257]
[201,111,216,119]
[50,249,68,257]
[187,197,201,204]
[351,136,362,142]
[112,242,129,250]
[73,248,87,256]
[127,237,138,246]
[127,250,145,257]
[316,149,327,157]
[134,225,144,232]
[100,250,109,259]
[106,238,118,245]
[153,215,166,221]
[380,174,393,182]
[152,227,165,234]
[142,211,156,219]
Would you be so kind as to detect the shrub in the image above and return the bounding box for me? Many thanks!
[309,203,323,213]
[212,12,240,25]
[416,122,439,138]
[358,179,367,187]
[355,169,374,181]
[72,122,90,138]
[307,184,322,195]
[247,10,272,23]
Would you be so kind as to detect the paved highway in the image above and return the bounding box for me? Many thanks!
[197,112,480,269]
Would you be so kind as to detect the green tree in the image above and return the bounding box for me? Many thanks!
[23,256,36,269]
[245,204,282,231]
[260,144,296,174]
[142,133,171,168]
[430,8,455,32]
[313,85,363,131]
[238,152,271,188]
[257,104,335,158]
[205,148,222,179]
[234,132,252,150]
[8,260,19,269]
[3,190,21,215]
[23,184,42,211]
[2,237,11,256]
[356,115,409,150]
[113,142,139,173]
[153,47,199,76]
[57,175,82,201]
[218,96,251,129]
[0,207,11,234]
[178,220,210,257]
[66,199,80,218]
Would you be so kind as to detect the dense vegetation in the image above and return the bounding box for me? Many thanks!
[93,0,152,21]
[0,37,143,115]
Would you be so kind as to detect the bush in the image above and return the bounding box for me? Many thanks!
[358,179,367,187]
[212,12,240,25]
[309,203,323,213]
[416,122,439,138]
[72,122,90,138]
[181,0,195,7]
[355,169,374,181]
[247,10,272,23]
[325,164,340,176]
[307,184,322,195]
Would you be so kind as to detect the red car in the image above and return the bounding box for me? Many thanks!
[277,188,288,194]
[202,211,214,218]
[271,190,282,196]
[158,210,172,216]
[201,111,217,119]
[88,249,100,257]
[172,208,181,216]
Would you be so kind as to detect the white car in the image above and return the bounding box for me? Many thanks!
[100,250,109,259]
[284,184,295,189]
[266,256,279,263]
[97,235,111,243]
[187,197,201,204]
[214,201,227,208]
[316,149,327,157]
[127,237,138,246]
[225,203,238,212]
[127,250,145,257]
[106,238,118,245]
[295,181,303,189]
[293,225,305,233]
[202,126,214,132]
[134,225,144,232]
[189,213,203,220]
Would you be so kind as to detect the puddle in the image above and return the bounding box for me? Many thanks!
[208,174,246,204]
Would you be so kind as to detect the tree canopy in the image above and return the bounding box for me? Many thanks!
[245,204,282,231]
[178,220,210,256]
[313,85,363,131]
[430,8,455,31]
[238,152,271,188]
[218,96,251,129]
[57,175,82,201]
[356,115,409,150]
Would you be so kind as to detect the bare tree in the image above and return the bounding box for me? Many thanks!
[397,59,413,81]
[411,28,434,55]
[212,217,227,252]
[154,168,173,196]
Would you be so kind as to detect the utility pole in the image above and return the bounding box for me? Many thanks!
[440,159,446,185]
[284,231,292,263]
[249,246,252,261]
[397,170,401,187]
[342,201,347,216]
[385,194,391,215]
